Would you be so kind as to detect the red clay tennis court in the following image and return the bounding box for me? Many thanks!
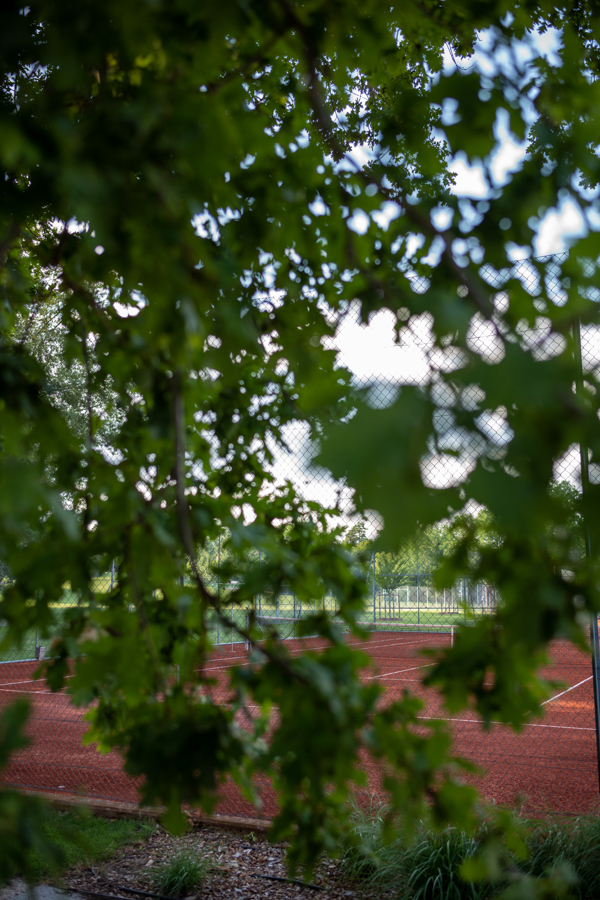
[0,629,597,819]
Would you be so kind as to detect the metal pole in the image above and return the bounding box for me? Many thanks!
[35,589,39,658]
[574,317,600,795]
[416,539,420,628]
[372,552,376,625]
[217,534,221,646]
[110,558,115,592]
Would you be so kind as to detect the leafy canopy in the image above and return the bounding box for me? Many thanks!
[2,0,600,887]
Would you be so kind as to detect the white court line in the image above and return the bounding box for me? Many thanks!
[202,641,415,673]
[0,687,59,694]
[364,663,430,680]
[417,715,595,731]
[203,632,445,673]
[541,676,592,705]
[224,709,596,732]
[0,675,73,689]
[202,654,430,676]
[369,671,594,702]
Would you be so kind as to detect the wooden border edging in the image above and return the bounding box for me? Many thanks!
[14,789,272,833]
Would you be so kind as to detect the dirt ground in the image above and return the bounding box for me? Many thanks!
[61,821,387,900]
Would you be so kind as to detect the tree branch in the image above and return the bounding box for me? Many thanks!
[172,370,307,683]
[276,8,497,323]
[205,32,284,95]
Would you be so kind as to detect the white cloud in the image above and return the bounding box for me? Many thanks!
[535,196,587,255]
[448,153,489,198]
[489,108,527,186]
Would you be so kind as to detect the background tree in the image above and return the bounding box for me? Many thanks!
[13,291,123,452]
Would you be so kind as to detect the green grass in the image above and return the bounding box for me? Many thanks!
[339,807,600,900]
[152,848,213,898]
[12,809,154,882]
[0,587,90,663]
[0,575,115,662]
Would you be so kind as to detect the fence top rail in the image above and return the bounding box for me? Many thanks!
[255,615,304,623]
[356,621,460,629]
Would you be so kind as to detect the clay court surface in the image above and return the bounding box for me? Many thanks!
[0,631,597,819]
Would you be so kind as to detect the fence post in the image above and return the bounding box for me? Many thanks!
[217,534,221,646]
[372,553,376,626]
[258,549,262,617]
[574,316,600,797]
[416,541,420,627]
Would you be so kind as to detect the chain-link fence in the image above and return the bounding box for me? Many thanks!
[1,252,599,818]
[0,571,496,657]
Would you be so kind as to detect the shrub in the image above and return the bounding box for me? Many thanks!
[397,829,497,900]
[522,815,600,900]
[152,847,212,898]
[340,807,498,900]
[340,806,600,900]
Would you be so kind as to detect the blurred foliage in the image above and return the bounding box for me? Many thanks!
[0,700,71,884]
[1,0,600,894]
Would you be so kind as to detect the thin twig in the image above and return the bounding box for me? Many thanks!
[116,886,180,900]
[250,872,323,891]
[65,889,125,900]
[0,220,20,270]
[276,0,345,160]
[71,887,175,900]
[125,525,166,691]
[205,32,284,94]
[80,321,95,451]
